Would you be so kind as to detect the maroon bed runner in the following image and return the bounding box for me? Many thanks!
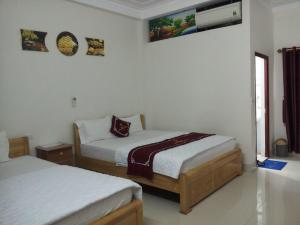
[127,132,214,179]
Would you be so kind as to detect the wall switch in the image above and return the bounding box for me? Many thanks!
[72,97,77,108]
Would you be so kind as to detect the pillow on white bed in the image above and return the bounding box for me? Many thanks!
[121,114,143,134]
[0,131,10,162]
[75,116,114,144]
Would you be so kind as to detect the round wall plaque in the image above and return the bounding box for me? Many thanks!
[56,31,78,56]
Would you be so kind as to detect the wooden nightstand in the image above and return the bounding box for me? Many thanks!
[36,143,74,166]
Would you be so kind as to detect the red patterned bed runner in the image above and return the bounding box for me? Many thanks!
[127,132,214,179]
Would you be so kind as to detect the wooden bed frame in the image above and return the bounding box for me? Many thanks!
[8,136,143,225]
[74,115,243,214]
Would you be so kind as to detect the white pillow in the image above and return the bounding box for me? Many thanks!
[121,114,143,134]
[75,116,114,144]
[0,131,10,162]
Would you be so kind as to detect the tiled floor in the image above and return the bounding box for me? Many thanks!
[143,155,300,225]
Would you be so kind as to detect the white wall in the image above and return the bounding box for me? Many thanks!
[0,0,144,153]
[250,0,274,155]
[273,2,300,142]
[0,0,280,166]
[143,1,256,166]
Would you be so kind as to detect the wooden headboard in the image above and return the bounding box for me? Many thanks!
[73,114,145,159]
[140,114,145,130]
[9,137,30,158]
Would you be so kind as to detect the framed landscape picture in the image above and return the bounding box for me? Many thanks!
[149,9,196,42]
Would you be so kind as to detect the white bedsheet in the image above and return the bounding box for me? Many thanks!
[0,156,142,225]
[0,156,56,180]
[81,130,172,162]
[81,130,236,179]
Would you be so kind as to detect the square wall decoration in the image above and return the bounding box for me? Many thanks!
[86,38,105,56]
[20,29,48,52]
[149,9,196,42]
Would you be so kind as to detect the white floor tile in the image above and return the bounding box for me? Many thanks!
[143,155,300,225]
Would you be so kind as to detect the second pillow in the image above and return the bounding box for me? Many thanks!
[110,116,131,138]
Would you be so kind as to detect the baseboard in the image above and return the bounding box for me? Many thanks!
[243,163,257,172]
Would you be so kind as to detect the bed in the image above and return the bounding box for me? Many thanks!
[74,115,243,214]
[0,136,143,225]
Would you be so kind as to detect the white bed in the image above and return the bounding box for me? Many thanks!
[74,116,242,214]
[81,130,237,179]
[0,156,142,225]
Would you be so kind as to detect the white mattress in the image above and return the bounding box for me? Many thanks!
[0,156,141,225]
[81,130,237,178]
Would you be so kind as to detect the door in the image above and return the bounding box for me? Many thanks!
[255,53,270,158]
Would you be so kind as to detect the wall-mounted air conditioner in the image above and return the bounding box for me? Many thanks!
[196,2,242,30]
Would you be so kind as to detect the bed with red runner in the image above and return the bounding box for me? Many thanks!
[127,132,214,179]
[74,115,242,214]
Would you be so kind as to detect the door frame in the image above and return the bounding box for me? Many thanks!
[255,52,270,158]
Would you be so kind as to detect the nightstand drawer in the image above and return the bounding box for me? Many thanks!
[36,143,74,166]
[47,149,73,162]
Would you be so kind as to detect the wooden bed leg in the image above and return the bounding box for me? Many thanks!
[237,154,243,176]
[179,174,192,214]
[136,201,143,225]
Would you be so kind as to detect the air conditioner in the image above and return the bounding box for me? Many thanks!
[196,2,242,29]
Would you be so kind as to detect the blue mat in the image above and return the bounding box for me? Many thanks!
[258,159,287,170]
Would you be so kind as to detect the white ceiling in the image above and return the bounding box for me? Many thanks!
[109,0,175,10]
[71,0,210,19]
[71,0,300,19]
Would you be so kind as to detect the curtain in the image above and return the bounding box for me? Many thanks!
[282,47,300,153]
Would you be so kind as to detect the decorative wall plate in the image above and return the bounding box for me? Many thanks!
[56,31,78,56]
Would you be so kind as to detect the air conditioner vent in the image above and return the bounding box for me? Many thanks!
[196,2,242,30]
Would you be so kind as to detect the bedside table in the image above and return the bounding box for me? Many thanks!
[36,143,74,166]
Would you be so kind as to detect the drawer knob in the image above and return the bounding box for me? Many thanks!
[59,152,64,156]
